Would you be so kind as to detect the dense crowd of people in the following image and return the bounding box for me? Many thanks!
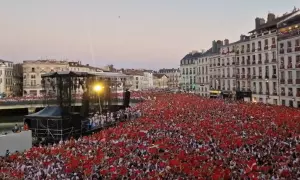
[0,93,300,179]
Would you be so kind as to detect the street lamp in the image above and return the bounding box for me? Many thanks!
[93,84,103,114]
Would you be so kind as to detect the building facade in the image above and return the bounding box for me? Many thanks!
[158,68,180,89]
[22,60,69,96]
[12,63,23,96]
[180,9,300,107]
[277,11,300,107]
[179,51,200,91]
[0,59,14,97]
[153,74,168,89]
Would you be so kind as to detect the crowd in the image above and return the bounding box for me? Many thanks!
[86,108,142,131]
[0,93,300,179]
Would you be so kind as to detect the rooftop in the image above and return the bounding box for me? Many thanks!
[249,10,300,33]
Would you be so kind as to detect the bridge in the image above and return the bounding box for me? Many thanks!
[0,99,141,113]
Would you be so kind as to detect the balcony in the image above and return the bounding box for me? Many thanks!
[258,75,262,79]
[258,60,262,64]
[272,74,277,79]
[279,49,285,54]
[241,50,245,54]
[247,74,251,79]
[227,62,230,66]
[280,79,285,84]
[252,61,256,65]
[257,47,262,51]
[247,60,251,65]
[265,59,269,64]
[296,79,300,84]
[222,63,225,66]
[252,49,255,52]
[241,61,245,65]
[295,46,300,52]
[280,65,285,69]
[236,74,240,79]
[287,47,292,53]
[271,59,277,63]
[271,44,276,49]
[252,75,256,79]
[273,92,277,96]
[264,46,268,50]
[247,48,250,53]
[288,79,293,84]
[287,63,293,69]
[232,62,235,65]
[241,75,245,79]
[259,91,263,95]
[281,92,286,96]
[288,92,293,97]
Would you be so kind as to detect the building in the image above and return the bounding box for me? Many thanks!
[180,51,201,91]
[277,10,300,107]
[0,59,14,97]
[22,60,69,96]
[12,63,23,96]
[123,69,154,91]
[180,8,300,106]
[158,68,180,89]
[153,74,168,89]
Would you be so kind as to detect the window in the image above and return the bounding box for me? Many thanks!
[280,43,284,48]
[296,55,300,68]
[281,72,285,79]
[258,41,261,48]
[253,67,256,75]
[258,54,262,61]
[265,53,269,60]
[288,41,292,48]
[264,39,268,46]
[273,82,277,91]
[272,65,276,75]
[272,38,275,45]
[32,68,35,72]
[265,66,269,77]
[252,42,255,50]
[297,71,300,79]
[296,39,300,47]
[136,77,138,80]
[136,85,138,89]
[252,55,256,61]
[272,52,276,59]
[288,71,292,79]
[282,100,286,106]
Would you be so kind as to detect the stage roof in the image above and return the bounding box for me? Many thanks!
[42,71,95,78]
[25,106,63,119]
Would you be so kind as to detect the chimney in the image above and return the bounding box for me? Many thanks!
[255,17,266,29]
[212,40,217,53]
[240,34,245,41]
[267,13,275,22]
[224,39,229,45]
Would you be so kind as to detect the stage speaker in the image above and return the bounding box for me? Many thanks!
[80,92,89,117]
[123,90,131,107]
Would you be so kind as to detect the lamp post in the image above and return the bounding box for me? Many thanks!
[94,85,103,114]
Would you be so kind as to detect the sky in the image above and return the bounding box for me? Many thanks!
[0,0,300,70]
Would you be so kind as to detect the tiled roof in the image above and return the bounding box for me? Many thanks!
[181,52,203,60]
[153,73,167,78]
